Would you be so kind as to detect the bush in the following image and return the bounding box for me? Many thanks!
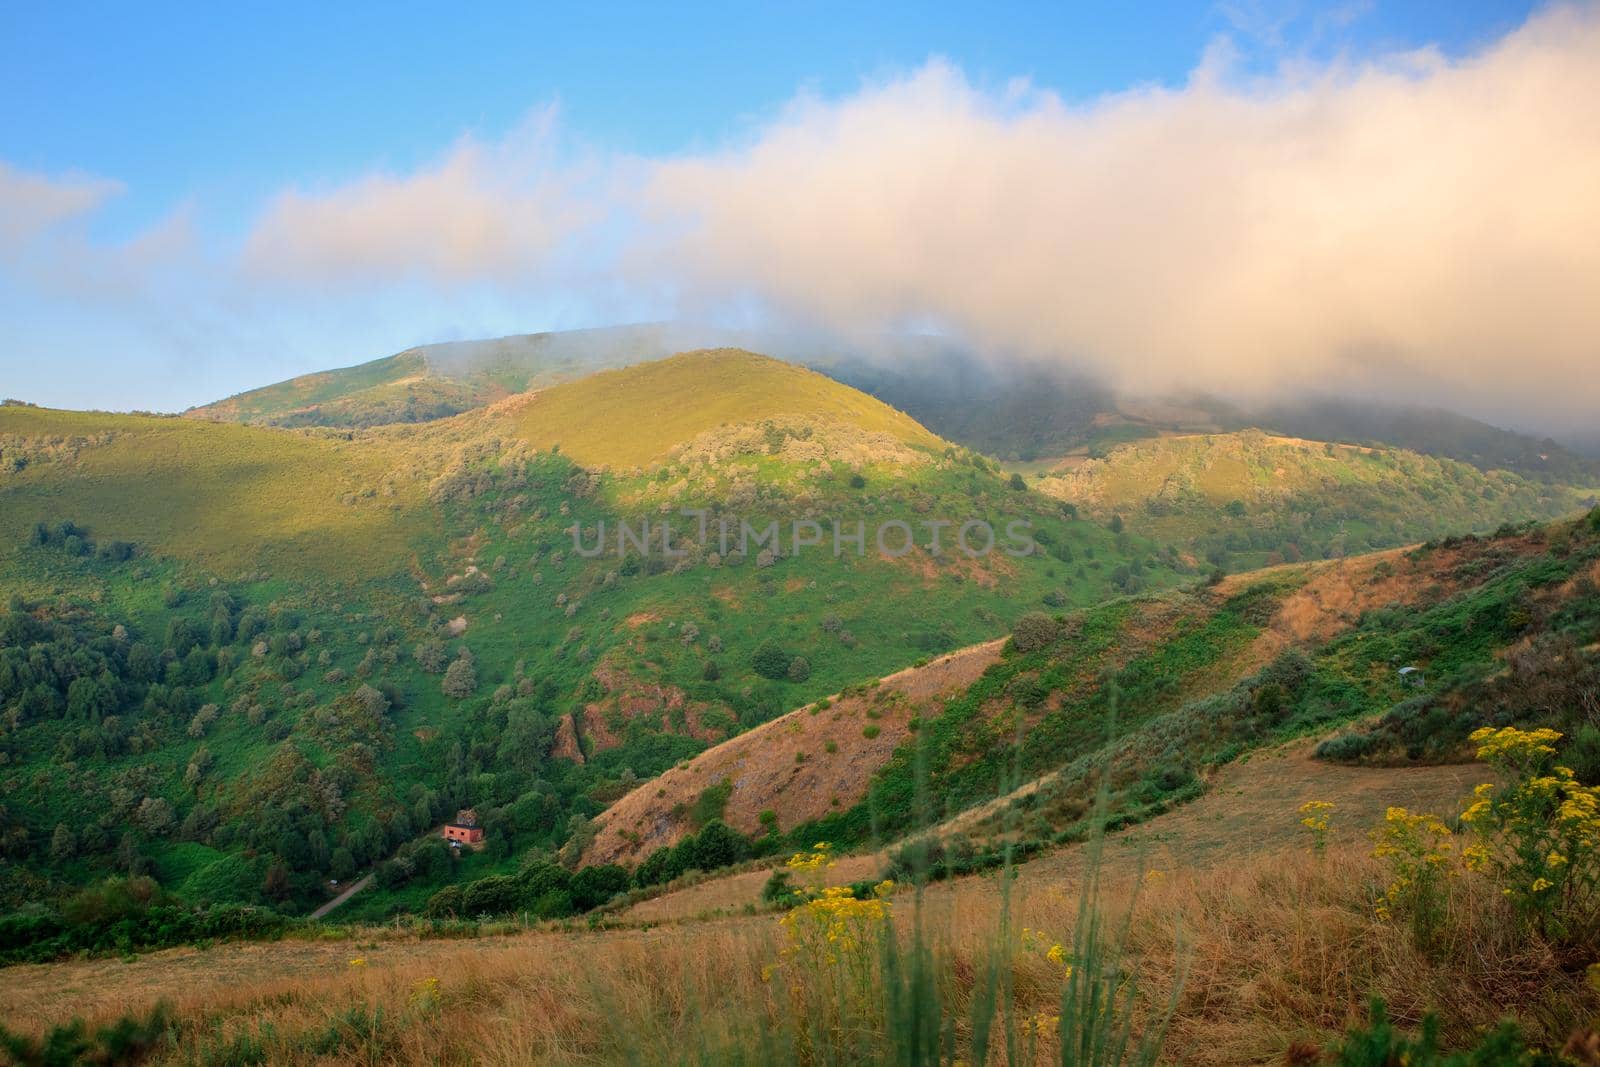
[786,656,811,683]
[1315,732,1377,763]
[1323,998,1541,1065]
[570,865,630,911]
[752,642,791,680]
[0,1003,177,1065]
[1010,612,1061,653]
[441,653,478,699]
[413,640,448,673]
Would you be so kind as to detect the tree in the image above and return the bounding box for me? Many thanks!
[786,656,811,683]
[49,823,76,863]
[442,652,478,699]
[680,820,750,873]
[134,796,176,836]
[702,660,721,682]
[330,847,357,881]
[413,640,448,673]
[1008,472,1027,491]
[570,864,630,911]
[263,860,292,899]
[752,642,791,680]
[352,684,389,717]
[1109,513,1124,534]
[558,813,595,869]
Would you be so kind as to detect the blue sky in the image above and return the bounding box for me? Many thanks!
[4,1,1595,431]
[2,2,1533,238]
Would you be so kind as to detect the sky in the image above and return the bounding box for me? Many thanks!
[3,1,1596,435]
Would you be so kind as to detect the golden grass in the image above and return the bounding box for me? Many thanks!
[0,406,424,580]
[6,741,1587,1064]
[505,349,940,469]
[6,841,1588,1065]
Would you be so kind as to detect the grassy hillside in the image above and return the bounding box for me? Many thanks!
[6,517,1598,1065]
[0,404,424,580]
[0,353,1189,927]
[504,349,940,469]
[578,509,1600,880]
[1034,429,1592,570]
[185,324,700,428]
[820,344,1600,481]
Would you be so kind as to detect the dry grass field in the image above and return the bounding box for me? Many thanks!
[6,735,1568,1065]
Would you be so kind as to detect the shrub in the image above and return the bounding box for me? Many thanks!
[413,640,448,673]
[752,642,791,680]
[0,1003,177,1064]
[1010,612,1061,654]
[786,656,811,683]
[1459,726,1600,945]
[1323,998,1539,1065]
[441,653,478,699]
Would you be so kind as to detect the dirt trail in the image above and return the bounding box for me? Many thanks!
[307,874,372,920]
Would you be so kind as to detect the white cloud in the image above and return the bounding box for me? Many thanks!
[240,106,601,287]
[643,4,1600,424]
[0,162,122,246]
[5,6,1600,428]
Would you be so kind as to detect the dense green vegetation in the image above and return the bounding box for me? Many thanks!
[4,339,1594,955]
[0,353,1190,927]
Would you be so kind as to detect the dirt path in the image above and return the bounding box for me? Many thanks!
[307,874,373,920]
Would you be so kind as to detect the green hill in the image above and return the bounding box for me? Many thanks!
[0,352,1187,924]
[5,342,1592,935]
[504,349,940,469]
[185,324,695,429]
[0,404,424,580]
[1034,429,1593,570]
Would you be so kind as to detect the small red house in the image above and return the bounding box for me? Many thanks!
[443,808,484,846]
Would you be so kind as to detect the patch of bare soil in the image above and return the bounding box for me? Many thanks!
[1239,531,1549,670]
[581,639,1007,867]
[617,734,1483,922]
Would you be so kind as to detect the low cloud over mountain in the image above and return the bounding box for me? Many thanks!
[4,5,1598,431]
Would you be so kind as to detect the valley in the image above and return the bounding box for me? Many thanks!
[2,339,1598,1064]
